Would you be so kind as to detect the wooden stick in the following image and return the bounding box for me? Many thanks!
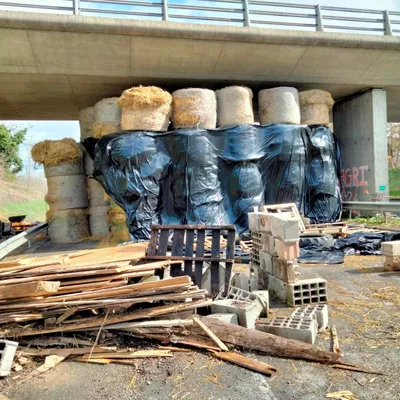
[192,317,228,351]
[56,307,78,324]
[209,350,279,376]
[20,347,118,357]
[330,364,386,375]
[331,325,341,355]
[79,350,172,359]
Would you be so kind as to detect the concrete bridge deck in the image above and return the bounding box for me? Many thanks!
[0,11,400,121]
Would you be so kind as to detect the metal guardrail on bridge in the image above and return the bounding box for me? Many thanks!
[0,1,399,36]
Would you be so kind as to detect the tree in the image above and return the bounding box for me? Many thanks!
[0,124,27,175]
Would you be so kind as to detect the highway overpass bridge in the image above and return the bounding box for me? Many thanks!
[0,1,399,201]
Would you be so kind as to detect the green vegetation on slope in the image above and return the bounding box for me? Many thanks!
[0,199,47,223]
[389,169,400,197]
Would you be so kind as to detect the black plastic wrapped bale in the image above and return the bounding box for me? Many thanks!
[305,126,342,223]
[94,132,170,241]
[93,125,342,241]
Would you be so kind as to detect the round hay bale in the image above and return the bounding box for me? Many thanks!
[216,86,254,127]
[44,162,83,178]
[107,205,126,226]
[299,89,334,126]
[32,139,83,166]
[89,205,110,237]
[258,87,300,125]
[92,122,121,139]
[83,152,94,176]
[118,86,172,131]
[172,88,217,129]
[46,209,89,244]
[79,107,94,140]
[87,178,109,207]
[45,175,88,211]
[94,97,121,123]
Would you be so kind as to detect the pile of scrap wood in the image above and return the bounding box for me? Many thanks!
[0,243,373,380]
[0,243,210,332]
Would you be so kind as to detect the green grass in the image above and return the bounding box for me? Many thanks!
[389,169,400,197]
[0,199,48,223]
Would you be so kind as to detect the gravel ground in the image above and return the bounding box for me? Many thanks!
[1,255,399,400]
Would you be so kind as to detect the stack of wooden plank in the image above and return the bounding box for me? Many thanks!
[0,243,211,336]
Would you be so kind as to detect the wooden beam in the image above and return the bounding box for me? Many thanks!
[0,280,60,300]
[192,317,228,351]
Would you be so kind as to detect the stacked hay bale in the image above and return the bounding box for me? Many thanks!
[299,90,334,126]
[258,87,301,125]
[79,107,94,141]
[79,106,110,238]
[106,197,131,245]
[93,97,121,139]
[118,86,172,131]
[216,86,254,127]
[172,88,216,129]
[31,139,89,243]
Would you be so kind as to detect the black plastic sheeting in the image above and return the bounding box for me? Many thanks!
[298,231,400,264]
[93,124,342,241]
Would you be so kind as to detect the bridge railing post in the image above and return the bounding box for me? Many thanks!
[315,4,324,32]
[162,0,169,22]
[243,0,251,27]
[73,0,80,15]
[384,10,393,35]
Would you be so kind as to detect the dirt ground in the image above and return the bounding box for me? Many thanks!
[1,255,399,400]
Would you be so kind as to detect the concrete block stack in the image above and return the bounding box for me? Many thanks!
[248,211,328,306]
[382,240,400,271]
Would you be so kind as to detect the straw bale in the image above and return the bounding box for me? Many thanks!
[79,107,94,140]
[121,104,171,131]
[87,178,109,207]
[299,89,334,126]
[46,209,89,244]
[44,162,83,178]
[107,205,126,226]
[45,175,88,211]
[89,205,110,237]
[172,88,217,129]
[31,139,82,166]
[118,86,172,110]
[93,122,121,139]
[216,86,254,127]
[258,87,300,125]
[94,97,121,123]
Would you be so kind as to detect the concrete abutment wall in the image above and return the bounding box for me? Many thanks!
[333,88,389,202]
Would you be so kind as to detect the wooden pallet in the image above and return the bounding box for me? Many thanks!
[303,222,348,235]
[261,203,306,231]
[146,225,236,297]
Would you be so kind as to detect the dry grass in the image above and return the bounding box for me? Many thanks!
[31,139,82,166]
[107,205,126,225]
[118,86,172,110]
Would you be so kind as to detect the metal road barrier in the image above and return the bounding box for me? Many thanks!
[0,1,399,36]
[343,201,400,222]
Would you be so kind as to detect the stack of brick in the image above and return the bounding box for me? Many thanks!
[248,211,328,306]
[382,240,400,271]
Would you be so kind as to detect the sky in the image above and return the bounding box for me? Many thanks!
[2,0,400,177]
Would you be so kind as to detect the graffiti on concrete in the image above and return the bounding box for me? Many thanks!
[340,165,369,201]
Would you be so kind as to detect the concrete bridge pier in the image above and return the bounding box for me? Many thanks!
[333,88,389,203]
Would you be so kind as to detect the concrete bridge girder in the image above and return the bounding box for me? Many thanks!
[0,11,400,121]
